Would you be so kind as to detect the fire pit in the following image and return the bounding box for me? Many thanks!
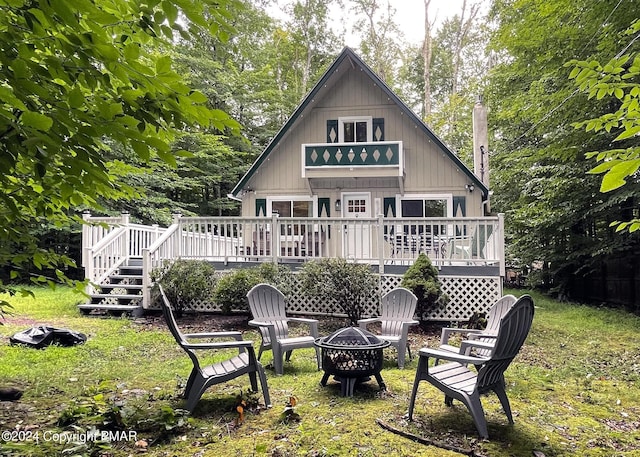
[314,327,390,397]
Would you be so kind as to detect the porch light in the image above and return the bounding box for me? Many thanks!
[335,199,341,211]
[465,184,475,193]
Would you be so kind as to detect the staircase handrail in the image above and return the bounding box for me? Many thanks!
[141,222,181,308]
[84,225,129,286]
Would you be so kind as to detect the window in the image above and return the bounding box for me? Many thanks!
[271,200,312,217]
[399,196,452,235]
[400,199,448,218]
[339,117,372,142]
[347,198,367,213]
[270,199,313,235]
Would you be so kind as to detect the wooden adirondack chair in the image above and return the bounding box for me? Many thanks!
[159,286,271,412]
[246,283,321,375]
[408,294,534,438]
[438,295,518,358]
[357,287,419,368]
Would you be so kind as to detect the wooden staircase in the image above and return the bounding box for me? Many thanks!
[78,257,145,316]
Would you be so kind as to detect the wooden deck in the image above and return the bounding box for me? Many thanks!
[82,212,505,313]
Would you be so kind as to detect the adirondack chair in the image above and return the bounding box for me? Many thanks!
[357,287,418,368]
[247,283,321,375]
[438,294,518,357]
[159,286,271,412]
[408,294,534,438]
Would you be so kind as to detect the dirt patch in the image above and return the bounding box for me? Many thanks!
[132,313,445,348]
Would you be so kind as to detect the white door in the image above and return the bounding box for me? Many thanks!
[342,193,371,259]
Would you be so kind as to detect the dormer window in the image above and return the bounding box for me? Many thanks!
[339,116,372,142]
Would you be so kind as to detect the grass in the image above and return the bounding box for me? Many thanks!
[0,288,639,456]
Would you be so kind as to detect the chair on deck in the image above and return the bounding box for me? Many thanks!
[159,286,270,412]
[251,230,271,256]
[246,283,321,375]
[438,294,518,357]
[408,294,534,438]
[357,287,418,368]
[448,223,495,261]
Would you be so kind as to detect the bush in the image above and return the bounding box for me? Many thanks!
[214,269,261,314]
[213,263,293,314]
[300,258,377,325]
[151,259,216,315]
[401,253,448,322]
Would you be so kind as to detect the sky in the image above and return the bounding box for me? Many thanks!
[267,0,476,48]
[384,0,471,45]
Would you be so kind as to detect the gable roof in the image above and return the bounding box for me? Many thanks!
[230,47,488,199]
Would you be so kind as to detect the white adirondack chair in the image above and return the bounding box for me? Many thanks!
[408,294,534,438]
[357,287,418,368]
[159,286,271,412]
[246,283,321,375]
[438,295,518,358]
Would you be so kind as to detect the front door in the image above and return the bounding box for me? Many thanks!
[342,192,371,259]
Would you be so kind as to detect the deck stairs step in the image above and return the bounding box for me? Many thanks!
[80,257,145,316]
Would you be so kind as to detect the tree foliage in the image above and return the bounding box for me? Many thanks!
[0,0,241,302]
[488,0,640,297]
[350,0,404,85]
[567,19,640,233]
[401,253,447,321]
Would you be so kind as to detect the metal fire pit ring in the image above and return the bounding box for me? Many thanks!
[314,327,390,397]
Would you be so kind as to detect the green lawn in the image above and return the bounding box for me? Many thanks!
[0,287,639,456]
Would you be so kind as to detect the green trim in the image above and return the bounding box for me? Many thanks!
[453,196,466,217]
[305,143,399,167]
[383,197,396,217]
[327,120,338,143]
[318,198,330,217]
[255,198,266,217]
[373,118,384,141]
[453,196,467,236]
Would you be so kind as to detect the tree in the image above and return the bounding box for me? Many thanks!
[401,253,447,324]
[286,0,344,94]
[488,0,639,297]
[567,19,640,233]
[351,0,405,84]
[422,0,434,117]
[0,0,242,305]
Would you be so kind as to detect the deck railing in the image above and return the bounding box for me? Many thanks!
[82,213,165,293]
[82,213,504,307]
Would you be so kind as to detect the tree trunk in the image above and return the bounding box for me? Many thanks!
[422,0,432,117]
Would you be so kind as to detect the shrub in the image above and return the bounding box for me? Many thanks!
[151,259,216,315]
[401,253,448,322]
[300,258,377,325]
[213,263,293,314]
[253,263,293,297]
[213,269,261,314]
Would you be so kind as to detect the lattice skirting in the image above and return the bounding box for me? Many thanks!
[157,272,502,322]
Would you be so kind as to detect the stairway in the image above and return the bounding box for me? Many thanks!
[78,257,145,316]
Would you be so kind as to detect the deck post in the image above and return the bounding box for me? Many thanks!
[378,213,385,274]
[142,248,150,308]
[498,213,505,278]
[121,211,130,260]
[271,212,278,264]
[172,213,182,258]
[81,210,92,268]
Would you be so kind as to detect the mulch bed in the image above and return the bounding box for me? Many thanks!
[133,312,446,349]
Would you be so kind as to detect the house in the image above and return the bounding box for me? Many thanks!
[231,47,487,231]
[80,48,504,320]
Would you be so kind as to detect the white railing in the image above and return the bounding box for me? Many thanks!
[82,213,165,294]
[84,212,505,308]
